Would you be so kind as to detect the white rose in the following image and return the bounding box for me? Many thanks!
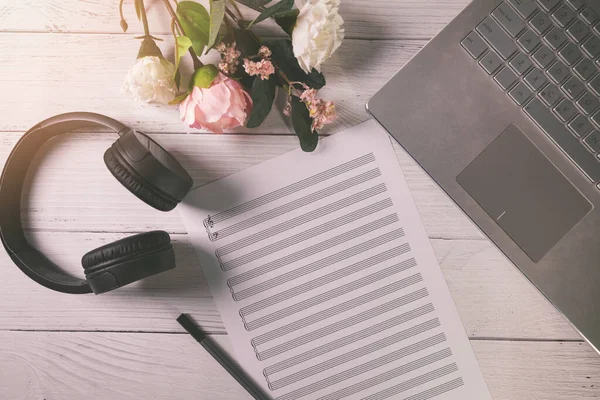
[122,56,177,104]
[292,0,345,73]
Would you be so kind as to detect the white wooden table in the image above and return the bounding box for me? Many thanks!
[1,0,600,398]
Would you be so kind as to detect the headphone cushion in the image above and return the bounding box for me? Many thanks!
[81,231,175,294]
[104,147,178,212]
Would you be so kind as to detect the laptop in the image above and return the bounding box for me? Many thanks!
[367,0,600,352]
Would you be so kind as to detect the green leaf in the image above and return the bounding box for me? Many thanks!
[265,39,326,89]
[207,0,226,53]
[233,28,260,57]
[174,35,192,75]
[235,0,271,10]
[169,92,190,105]
[191,64,219,88]
[246,77,276,128]
[177,1,210,55]
[246,0,294,29]
[274,9,299,36]
[291,96,318,152]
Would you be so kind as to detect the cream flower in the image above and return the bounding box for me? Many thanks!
[122,56,177,104]
[292,0,345,73]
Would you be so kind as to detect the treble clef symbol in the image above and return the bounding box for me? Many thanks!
[206,215,214,228]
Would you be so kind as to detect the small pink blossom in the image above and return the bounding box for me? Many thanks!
[243,59,275,80]
[180,72,253,133]
[216,42,241,75]
[299,88,337,131]
[258,46,272,59]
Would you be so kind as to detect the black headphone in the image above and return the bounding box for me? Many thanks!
[0,113,193,295]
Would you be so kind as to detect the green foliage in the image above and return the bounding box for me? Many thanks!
[177,1,210,55]
[169,92,190,105]
[265,39,326,89]
[291,96,318,152]
[274,9,299,36]
[174,36,192,73]
[191,64,220,88]
[246,77,276,128]
[246,0,294,29]
[235,0,271,10]
[207,0,226,53]
[233,28,260,57]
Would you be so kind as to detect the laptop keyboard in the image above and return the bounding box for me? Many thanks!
[461,0,600,185]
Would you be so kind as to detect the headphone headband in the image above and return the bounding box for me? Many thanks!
[0,112,128,294]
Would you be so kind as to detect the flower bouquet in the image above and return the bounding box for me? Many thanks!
[120,0,344,152]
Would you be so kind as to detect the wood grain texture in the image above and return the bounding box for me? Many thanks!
[0,33,423,134]
[0,131,482,239]
[0,0,470,40]
[0,331,598,400]
[0,230,578,340]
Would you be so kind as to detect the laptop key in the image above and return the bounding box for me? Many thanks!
[495,67,519,90]
[569,114,593,136]
[462,32,488,58]
[510,52,533,75]
[565,0,584,11]
[477,17,518,59]
[493,2,526,37]
[547,60,569,83]
[574,58,596,81]
[536,0,560,12]
[525,99,600,181]
[508,0,538,19]
[592,110,600,127]
[510,82,533,105]
[480,51,503,74]
[533,44,556,68]
[576,92,600,114]
[594,22,600,36]
[559,41,583,65]
[562,76,585,99]
[544,26,568,50]
[580,7,599,25]
[589,75,600,96]
[530,11,553,34]
[555,98,577,121]
[517,29,541,53]
[552,4,576,27]
[584,130,600,153]
[582,36,600,59]
[567,19,591,43]
[525,67,548,89]
[539,83,563,105]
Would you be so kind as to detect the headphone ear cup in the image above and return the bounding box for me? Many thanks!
[104,130,193,212]
[81,231,175,294]
[104,147,178,211]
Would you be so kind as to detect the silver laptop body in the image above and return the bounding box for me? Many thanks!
[367,0,600,351]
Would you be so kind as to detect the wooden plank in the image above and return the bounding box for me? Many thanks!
[0,33,423,133]
[0,131,483,239]
[0,0,470,40]
[0,331,598,399]
[0,230,578,340]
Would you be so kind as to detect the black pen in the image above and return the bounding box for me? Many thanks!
[177,313,269,400]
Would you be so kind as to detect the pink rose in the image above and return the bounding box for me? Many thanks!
[180,73,253,133]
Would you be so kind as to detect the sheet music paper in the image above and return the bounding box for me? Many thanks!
[178,120,492,400]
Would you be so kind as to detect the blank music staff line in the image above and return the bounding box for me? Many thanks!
[204,153,376,229]
[274,334,449,400]
[207,167,382,242]
[263,304,436,377]
[254,288,430,361]
[240,249,415,318]
[267,318,442,390]
[215,183,388,259]
[243,256,415,331]
[221,198,394,271]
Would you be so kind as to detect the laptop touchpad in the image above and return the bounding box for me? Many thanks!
[457,124,591,262]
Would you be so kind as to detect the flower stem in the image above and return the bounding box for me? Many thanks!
[136,0,151,37]
[228,0,244,20]
[225,7,239,23]
[161,0,203,69]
